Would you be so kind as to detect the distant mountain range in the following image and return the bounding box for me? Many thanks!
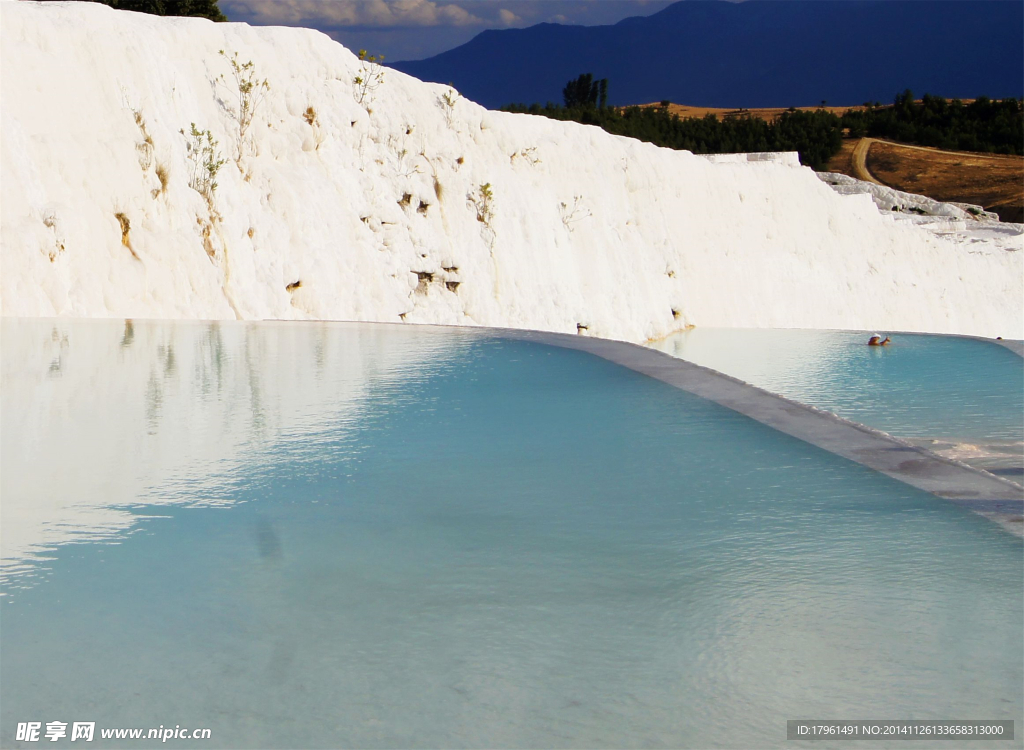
[391,1,1023,109]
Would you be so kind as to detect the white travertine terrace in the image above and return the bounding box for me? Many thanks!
[1,0,1021,340]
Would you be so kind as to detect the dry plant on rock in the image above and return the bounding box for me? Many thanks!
[182,123,225,209]
[219,50,270,160]
[559,195,592,232]
[354,50,385,106]
[468,183,495,226]
[437,87,460,128]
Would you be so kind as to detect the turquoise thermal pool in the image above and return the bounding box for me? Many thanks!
[650,328,1024,479]
[1,319,1021,748]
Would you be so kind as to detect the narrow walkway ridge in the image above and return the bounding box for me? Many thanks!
[497,328,1024,537]
[993,338,1024,357]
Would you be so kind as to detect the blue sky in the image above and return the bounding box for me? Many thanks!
[219,1,674,61]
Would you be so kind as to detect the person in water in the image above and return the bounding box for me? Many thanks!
[868,334,891,346]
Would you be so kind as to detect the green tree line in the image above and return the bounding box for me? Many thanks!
[841,91,1023,155]
[53,0,227,22]
[502,75,1024,168]
[502,99,842,170]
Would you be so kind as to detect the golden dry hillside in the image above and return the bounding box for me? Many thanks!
[825,138,1023,222]
[640,102,1023,222]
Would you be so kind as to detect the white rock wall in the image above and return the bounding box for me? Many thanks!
[2,1,1021,340]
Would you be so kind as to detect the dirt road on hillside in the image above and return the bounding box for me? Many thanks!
[851,138,883,184]
[832,138,1023,220]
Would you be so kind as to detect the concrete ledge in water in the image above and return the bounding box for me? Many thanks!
[993,338,1024,357]
[492,328,1024,538]
[258,318,1023,536]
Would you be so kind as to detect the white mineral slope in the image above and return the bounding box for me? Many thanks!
[1,1,1021,341]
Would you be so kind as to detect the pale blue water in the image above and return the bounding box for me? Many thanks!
[1,320,1021,749]
[650,329,1024,443]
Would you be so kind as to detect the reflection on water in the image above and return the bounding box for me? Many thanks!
[1,320,1022,748]
[651,328,1024,478]
[0,319,470,586]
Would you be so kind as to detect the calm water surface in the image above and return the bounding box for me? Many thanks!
[649,329,1023,442]
[2,320,1021,748]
